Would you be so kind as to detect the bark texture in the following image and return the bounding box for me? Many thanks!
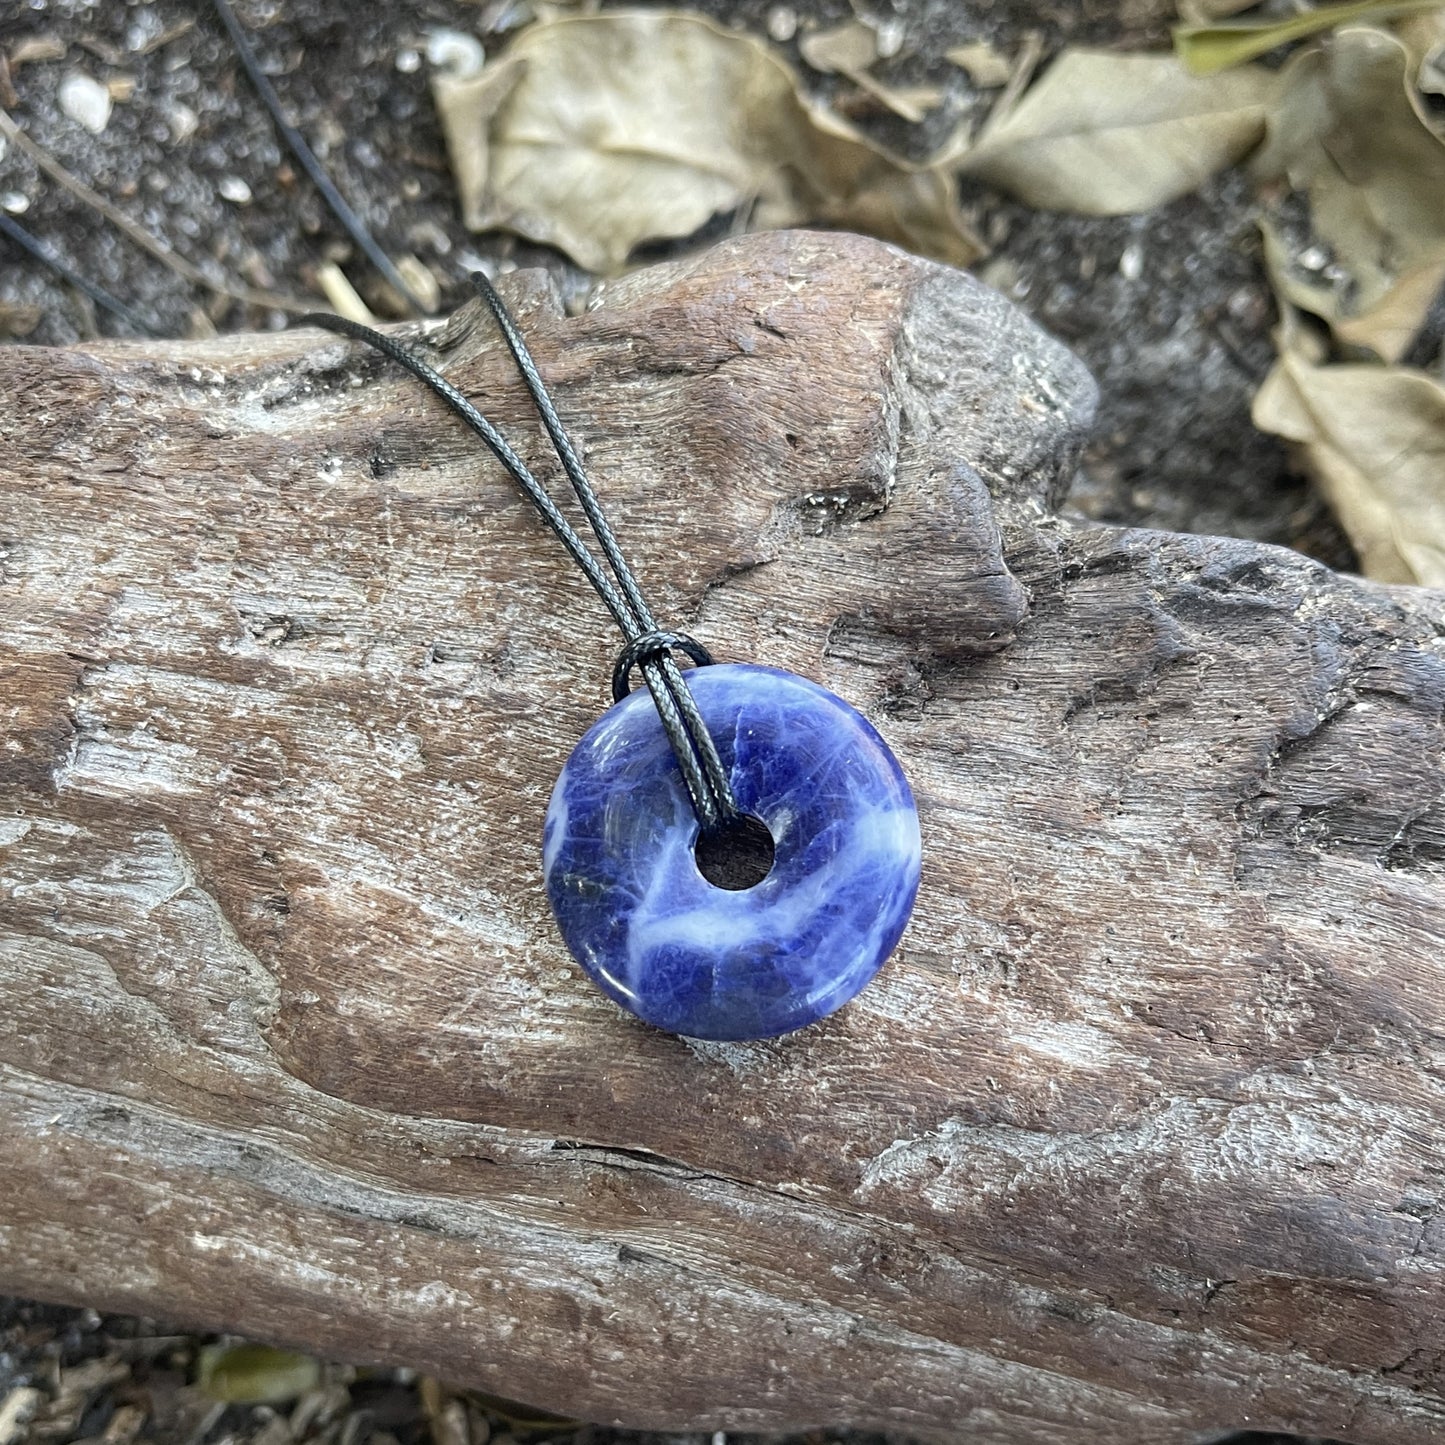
[1,229,1443,1444]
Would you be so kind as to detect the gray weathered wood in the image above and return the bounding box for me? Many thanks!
[1,229,1443,1444]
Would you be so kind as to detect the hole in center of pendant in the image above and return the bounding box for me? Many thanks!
[695,813,776,891]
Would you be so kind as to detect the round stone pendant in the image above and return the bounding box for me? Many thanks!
[542,664,921,1040]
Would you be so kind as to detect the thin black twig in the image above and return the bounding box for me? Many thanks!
[0,209,160,335]
[208,0,430,317]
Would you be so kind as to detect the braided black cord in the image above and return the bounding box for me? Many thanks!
[301,301,740,834]
[467,272,738,828]
[208,0,430,317]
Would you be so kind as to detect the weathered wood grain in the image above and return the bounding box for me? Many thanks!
[1,229,1443,1444]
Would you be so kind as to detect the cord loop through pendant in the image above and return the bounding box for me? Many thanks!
[612,631,714,703]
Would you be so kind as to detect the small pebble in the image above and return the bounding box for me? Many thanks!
[1118,242,1144,282]
[58,69,112,134]
[1298,245,1329,271]
[0,1385,43,1445]
[1227,284,1268,331]
[166,102,198,143]
[316,115,345,151]
[874,17,906,58]
[395,47,421,73]
[1,192,30,214]
[124,13,169,51]
[978,255,1021,297]
[218,175,253,205]
[766,5,797,42]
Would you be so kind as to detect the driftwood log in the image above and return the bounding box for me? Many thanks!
[2,229,1443,1444]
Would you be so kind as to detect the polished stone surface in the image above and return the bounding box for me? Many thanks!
[543,664,921,1040]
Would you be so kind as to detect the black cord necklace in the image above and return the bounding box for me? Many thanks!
[304,274,922,1041]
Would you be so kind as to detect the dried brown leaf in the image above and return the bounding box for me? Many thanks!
[432,10,981,272]
[1397,10,1445,135]
[1333,258,1445,361]
[954,49,1275,214]
[1174,0,1445,75]
[197,1344,321,1406]
[431,56,526,239]
[1254,26,1445,353]
[1253,348,1445,585]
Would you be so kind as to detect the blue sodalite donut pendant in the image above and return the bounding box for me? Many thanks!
[543,664,922,1040]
